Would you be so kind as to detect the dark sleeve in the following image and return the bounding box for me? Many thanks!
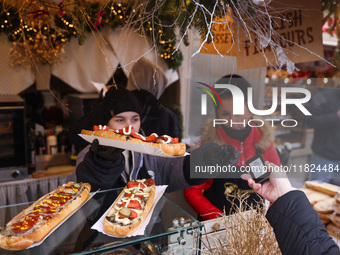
[183,143,215,186]
[306,112,339,130]
[76,149,125,192]
[266,190,340,255]
[70,100,105,153]
[306,102,340,130]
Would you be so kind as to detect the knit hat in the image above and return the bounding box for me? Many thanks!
[103,85,142,123]
[215,74,251,103]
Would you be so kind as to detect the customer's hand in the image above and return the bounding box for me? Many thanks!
[241,161,293,203]
[90,139,124,162]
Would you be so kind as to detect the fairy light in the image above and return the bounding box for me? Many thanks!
[2,1,181,69]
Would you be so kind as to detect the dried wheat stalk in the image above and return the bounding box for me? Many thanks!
[200,193,281,255]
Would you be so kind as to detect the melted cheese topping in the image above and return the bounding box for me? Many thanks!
[108,179,154,226]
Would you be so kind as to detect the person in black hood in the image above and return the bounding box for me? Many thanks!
[68,85,239,193]
[306,87,340,184]
[126,57,182,140]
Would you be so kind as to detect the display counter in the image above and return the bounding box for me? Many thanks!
[0,175,70,209]
[0,188,202,255]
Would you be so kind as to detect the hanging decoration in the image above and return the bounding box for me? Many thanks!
[0,0,185,70]
[322,0,340,69]
[0,0,334,72]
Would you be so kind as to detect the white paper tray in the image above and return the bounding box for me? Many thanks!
[79,134,189,158]
[92,185,167,238]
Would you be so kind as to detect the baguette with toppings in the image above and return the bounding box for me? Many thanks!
[81,125,186,156]
[104,178,156,237]
[0,182,91,251]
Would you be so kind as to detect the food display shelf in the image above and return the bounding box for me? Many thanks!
[0,188,202,255]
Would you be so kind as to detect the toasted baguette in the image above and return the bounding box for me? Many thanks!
[330,213,340,228]
[333,200,340,215]
[305,181,340,196]
[318,212,332,221]
[313,198,335,214]
[321,218,331,225]
[104,180,155,237]
[335,193,340,204]
[326,223,340,238]
[0,182,90,250]
[299,188,331,205]
[82,129,186,156]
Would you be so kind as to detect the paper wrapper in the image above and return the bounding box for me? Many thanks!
[79,134,189,158]
[92,185,167,238]
[28,190,98,249]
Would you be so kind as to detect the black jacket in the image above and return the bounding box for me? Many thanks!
[133,89,182,140]
[306,89,340,161]
[266,190,339,255]
[71,145,191,192]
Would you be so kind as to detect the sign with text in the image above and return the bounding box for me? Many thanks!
[200,14,236,56]
[236,0,323,69]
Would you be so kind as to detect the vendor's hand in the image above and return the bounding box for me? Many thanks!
[241,162,293,203]
[203,143,240,166]
[90,139,124,162]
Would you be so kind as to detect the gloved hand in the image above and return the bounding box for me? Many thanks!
[90,139,124,162]
[203,143,240,166]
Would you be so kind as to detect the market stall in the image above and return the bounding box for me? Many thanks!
[0,0,340,254]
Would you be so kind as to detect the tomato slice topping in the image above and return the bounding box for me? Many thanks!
[125,200,141,209]
[93,125,109,131]
[144,178,155,187]
[131,132,146,141]
[145,134,158,142]
[118,209,138,219]
[129,210,138,220]
[126,193,144,198]
[127,181,146,189]
[171,137,179,143]
[122,200,141,209]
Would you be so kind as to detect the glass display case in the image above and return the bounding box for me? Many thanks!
[0,189,202,255]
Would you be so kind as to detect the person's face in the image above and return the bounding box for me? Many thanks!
[107,111,141,132]
[216,99,252,130]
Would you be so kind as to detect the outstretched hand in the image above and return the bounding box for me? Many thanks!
[91,139,124,162]
[241,161,293,203]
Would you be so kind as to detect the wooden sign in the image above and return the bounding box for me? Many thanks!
[236,0,324,70]
[200,14,236,56]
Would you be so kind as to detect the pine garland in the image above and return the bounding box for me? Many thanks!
[0,0,184,69]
